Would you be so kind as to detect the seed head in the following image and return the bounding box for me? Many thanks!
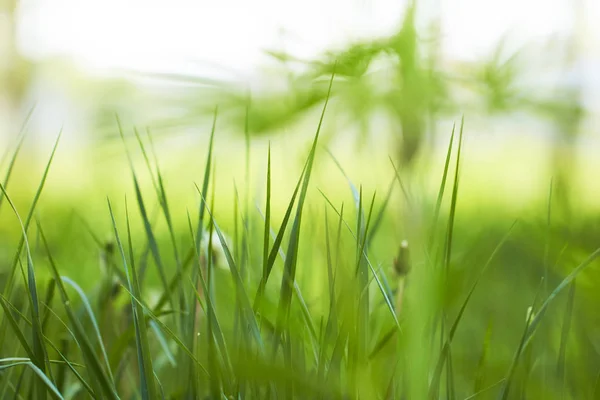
[393,240,411,276]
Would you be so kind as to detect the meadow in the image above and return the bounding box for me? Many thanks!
[1,86,600,399]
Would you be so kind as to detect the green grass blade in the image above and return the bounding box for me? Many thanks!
[1,130,61,349]
[429,220,517,398]
[0,183,50,392]
[325,148,360,211]
[206,190,222,398]
[9,366,26,400]
[0,295,35,361]
[37,309,96,397]
[149,320,176,367]
[254,162,307,310]
[108,198,158,400]
[119,285,208,376]
[355,189,376,275]
[319,190,400,328]
[367,174,396,245]
[0,134,26,212]
[135,127,185,324]
[195,107,218,253]
[61,277,115,385]
[272,70,335,365]
[40,279,56,332]
[254,205,320,362]
[0,105,35,208]
[473,320,493,393]
[499,279,545,400]
[444,117,464,273]
[556,281,576,396]
[116,118,174,317]
[324,208,337,335]
[524,246,600,348]
[37,221,120,400]
[197,189,265,354]
[431,122,456,231]
[0,361,63,400]
[260,144,272,299]
[463,379,505,400]
[151,246,195,314]
[388,157,412,207]
[188,277,232,375]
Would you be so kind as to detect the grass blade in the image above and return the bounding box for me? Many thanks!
[0,295,35,361]
[556,281,576,396]
[0,360,63,400]
[0,182,51,396]
[108,198,158,400]
[253,163,306,309]
[524,247,600,349]
[61,277,115,385]
[119,285,208,376]
[196,187,265,353]
[431,122,457,232]
[1,130,61,338]
[272,70,336,368]
[135,127,186,324]
[37,221,119,400]
[195,107,218,253]
[367,174,396,245]
[499,279,545,400]
[260,144,272,300]
[429,220,517,398]
[116,117,173,317]
[473,320,493,393]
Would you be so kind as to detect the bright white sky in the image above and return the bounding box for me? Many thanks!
[16,0,595,77]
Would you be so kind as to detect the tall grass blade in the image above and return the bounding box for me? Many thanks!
[556,281,576,396]
[0,183,51,398]
[0,360,63,400]
[119,285,208,377]
[444,117,464,274]
[37,222,119,399]
[253,163,307,310]
[195,107,218,253]
[254,204,320,360]
[431,122,456,232]
[429,220,517,398]
[135,127,185,323]
[196,188,265,352]
[108,198,158,400]
[1,130,61,327]
[260,144,272,301]
[367,175,396,245]
[0,136,25,212]
[499,279,545,400]
[0,295,35,361]
[116,117,173,316]
[319,190,400,328]
[473,320,493,394]
[523,247,600,349]
[61,277,115,384]
[272,70,335,369]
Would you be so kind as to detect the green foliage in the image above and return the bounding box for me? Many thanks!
[2,102,600,399]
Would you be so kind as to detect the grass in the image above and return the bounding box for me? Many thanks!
[2,87,600,398]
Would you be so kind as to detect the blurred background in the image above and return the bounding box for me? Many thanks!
[2,0,600,397]
[2,0,600,202]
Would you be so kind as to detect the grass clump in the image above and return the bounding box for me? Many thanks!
[1,79,600,399]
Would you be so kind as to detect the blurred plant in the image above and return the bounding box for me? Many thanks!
[153,0,586,188]
[0,0,34,136]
